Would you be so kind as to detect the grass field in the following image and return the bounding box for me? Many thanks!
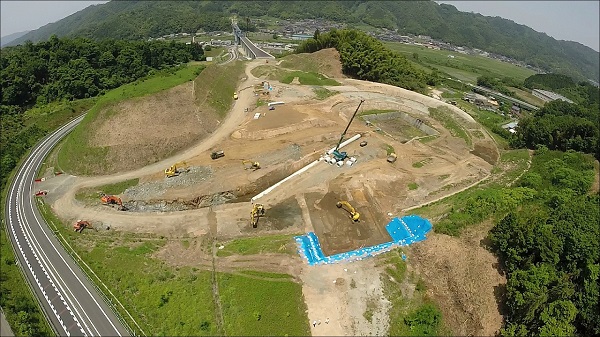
[408,148,532,235]
[75,178,139,203]
[218,273,310,336]
[280,71,340,86]
[313,87,338,100]
[37,200,310,336]
[384,42,536,83]
[195,61,246,118]
[428,107,472,147]
[57,65,205,175]
[216,234,297,257]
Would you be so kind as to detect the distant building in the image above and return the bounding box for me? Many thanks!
[531,89,574,104]
[502,121,519,133]
[290,34,313,40]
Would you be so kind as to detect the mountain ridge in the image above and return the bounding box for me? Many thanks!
[4,0,598,81]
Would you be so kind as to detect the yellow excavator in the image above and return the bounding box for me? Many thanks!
[165,161,189,178]
[242,160,261,171]
[251,204,266,228]
[337,201,360,222]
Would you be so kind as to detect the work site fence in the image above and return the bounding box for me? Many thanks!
[39,199,146,337]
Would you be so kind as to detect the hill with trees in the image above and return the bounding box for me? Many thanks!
[5,0,598,82]
[295,29,431,93]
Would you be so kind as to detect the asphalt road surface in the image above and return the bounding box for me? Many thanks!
[240,36,273,58]
[4,114,130,337]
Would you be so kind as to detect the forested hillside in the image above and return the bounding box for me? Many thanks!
[489,150,599,336]
[5,0,598,82]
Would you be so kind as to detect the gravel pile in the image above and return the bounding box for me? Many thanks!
[123,166,215,200]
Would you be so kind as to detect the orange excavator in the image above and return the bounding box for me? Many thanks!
[100,194,127,211]
[73,220,94,233]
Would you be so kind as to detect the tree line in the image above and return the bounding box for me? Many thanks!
[1,35,204,111]
[295,29,432,93]
[488,150,599,336]
[7,1,598,82]
[509,74,599,160]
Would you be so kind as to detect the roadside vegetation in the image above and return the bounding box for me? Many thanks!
[0,223,55,336]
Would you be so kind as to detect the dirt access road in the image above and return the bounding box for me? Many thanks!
[50,59,266,234]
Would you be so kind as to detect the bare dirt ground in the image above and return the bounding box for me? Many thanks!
[39,53,505,336]
[408,222,506,336]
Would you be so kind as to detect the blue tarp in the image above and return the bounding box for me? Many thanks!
[295,215,433,266]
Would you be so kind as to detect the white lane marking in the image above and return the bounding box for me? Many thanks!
[6,114,88,336]
[8,200,72,336]
[17,189,96,337]
[19,113,123,336]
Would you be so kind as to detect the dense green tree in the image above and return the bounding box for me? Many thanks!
[295,29,428,93]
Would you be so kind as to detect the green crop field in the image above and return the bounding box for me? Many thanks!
[384,42,536,83]
[280,71,340,86]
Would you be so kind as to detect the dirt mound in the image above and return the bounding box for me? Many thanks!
[280,48,344,78]
[408,224,505,336]
[88,82,219,174]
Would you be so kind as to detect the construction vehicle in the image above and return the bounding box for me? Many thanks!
[73,220,94,233]
[250,203,266,228]
[387,153,397,163]
[242,160,261,171]
[211,150,225,160]
[331,99,365,162]
[165,161,189,178]
[336,201,360,222]
[100,194,127,211]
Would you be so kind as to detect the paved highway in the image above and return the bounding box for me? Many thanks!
[4,114,130,336]
[239,36,273,58]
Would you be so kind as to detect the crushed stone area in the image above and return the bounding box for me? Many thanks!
[123,166,215,200]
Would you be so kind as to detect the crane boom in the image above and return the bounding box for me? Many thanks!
[334,99,365,152]
[331,99,364,161]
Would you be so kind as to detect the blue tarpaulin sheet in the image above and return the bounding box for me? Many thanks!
[295,215,432,266]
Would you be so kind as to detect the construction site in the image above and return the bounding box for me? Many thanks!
[39,48,504,336]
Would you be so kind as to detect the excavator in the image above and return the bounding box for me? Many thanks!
[100,194,127,211]
[242,160,261,171]
[250,203,266,228]
[337,201,360,222]
[165,161,189,178]
[73,220,94,233]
